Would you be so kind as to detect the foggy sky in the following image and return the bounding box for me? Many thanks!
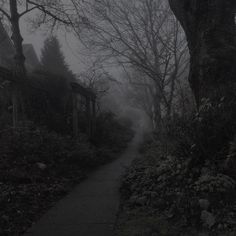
[20,19,83,74]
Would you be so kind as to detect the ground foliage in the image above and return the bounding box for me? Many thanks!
[93,112,134,153]
[117,97,236,236]
[0,114,134,235]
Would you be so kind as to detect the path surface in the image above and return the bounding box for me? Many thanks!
[25,130,143,236]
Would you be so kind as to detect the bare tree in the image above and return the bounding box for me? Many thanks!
[79,64,111,95]
[0,0,75,75]
[122,69,158,129]
[77,0,189,128]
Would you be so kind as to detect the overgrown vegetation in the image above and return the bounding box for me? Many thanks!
[0,0,235,235]
[0,111,134,235]
[117,93,236,235]
[0,32,134,234]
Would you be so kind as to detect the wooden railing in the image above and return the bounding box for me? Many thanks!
[0,65,97,137]
[71,82,96,138]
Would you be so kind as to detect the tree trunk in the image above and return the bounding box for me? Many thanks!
[152,90,162,131]
[9,0,27,127]
[86,98,92,138]
[72,93,79,137]
[12,85,18,127]
[91,99,96,137]
[169,0,236,107]
[10,0,26,76]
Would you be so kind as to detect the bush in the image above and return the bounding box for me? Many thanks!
[93,112,134,152]
[0,124,68,163]
[118,85,236,235]
[158,95,236,168]
[0,123,100,182]
[24,71,71,134]
[194,173,236,199]
[0,116,133,182]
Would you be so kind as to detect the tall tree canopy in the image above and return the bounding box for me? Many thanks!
[40,36,75,81]
[75,0,189,127]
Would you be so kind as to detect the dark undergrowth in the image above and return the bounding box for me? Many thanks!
[0,113,134,236]
[116,97,236,236]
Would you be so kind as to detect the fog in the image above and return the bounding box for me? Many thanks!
[20,20,83,74]
[2,0,235,235]
[21,20,154,135]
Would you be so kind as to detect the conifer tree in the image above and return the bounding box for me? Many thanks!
[40,36,75,81]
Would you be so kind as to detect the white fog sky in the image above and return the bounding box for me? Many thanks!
[18,4,123,81]
[20,19,84,74]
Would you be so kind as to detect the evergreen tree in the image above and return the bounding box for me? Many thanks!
[40,36,75,81]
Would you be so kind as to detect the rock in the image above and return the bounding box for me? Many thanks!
[167,155,175,162]
[136,196,148,206]
[2,215,9,221]
[143,191,158,199]
[129,195,138,204]
[188,178,192,184]
[151,233,158,236]
[201,167,210,175]
[198,233,209,236]
[150,191,158,198]
[131,183,138,191]
[217,223,223,230]
[153,198,165,209]
[199,199,210,210]
[143,191,152,196]
[36,162,47,170]
[156,167,165,176]
[165,210,174,219]
[228,232,236,236]
[176,175,183,181]
[201,210,216,228]
[144,228,152,234]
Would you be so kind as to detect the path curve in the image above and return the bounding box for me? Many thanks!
[25,129,143,236]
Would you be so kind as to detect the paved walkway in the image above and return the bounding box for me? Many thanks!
[25,130,143,236]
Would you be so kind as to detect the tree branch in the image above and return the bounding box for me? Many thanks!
[19,6,37,18]
[26,0,72,25]
[0,8,10,20]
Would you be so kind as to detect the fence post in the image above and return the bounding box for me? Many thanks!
[86,97,92,138]
[72,93,78,137]
[12,84,18,128]
[92,99,96,136]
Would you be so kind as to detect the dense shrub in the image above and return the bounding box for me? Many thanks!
[0,111,11,130]
[120,140,236,234]
[93,112,134,152]
[24,71,71,134]
[159,96,236,166]
[194,173,235,198]
[0,114,134,182]
[0,124,97,182]
[0,112,134,235]
[0,125,68,162]
[118,92,236,235]
[0,124,89,235]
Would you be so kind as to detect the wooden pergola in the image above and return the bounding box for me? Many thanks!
[0,66,97,137]
[71,82,96,138]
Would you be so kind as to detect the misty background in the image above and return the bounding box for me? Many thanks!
[20,11,152,132]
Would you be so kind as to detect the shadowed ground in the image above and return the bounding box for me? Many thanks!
[25,129,144,236]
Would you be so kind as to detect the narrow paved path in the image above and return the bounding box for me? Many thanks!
[25,130,143,236]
